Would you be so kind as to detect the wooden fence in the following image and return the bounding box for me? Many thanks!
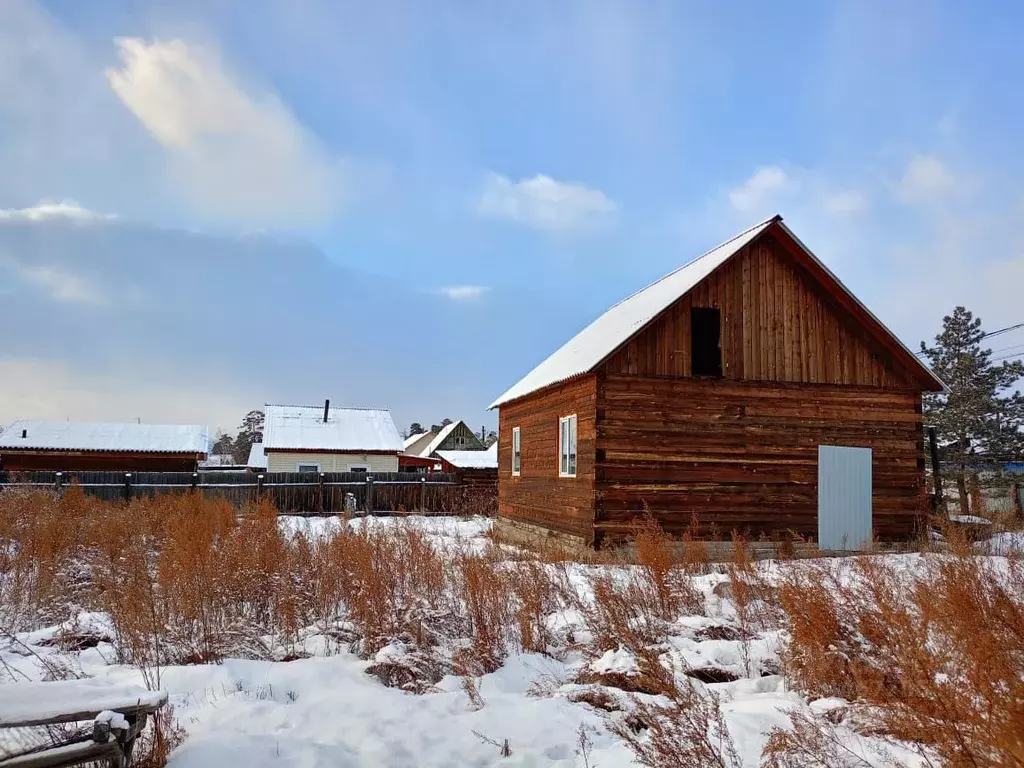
[0,470,491,516]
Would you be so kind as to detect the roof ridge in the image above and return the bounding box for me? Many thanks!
[605,214,781,312]
[264,403,391,412]
[2,419,206,428]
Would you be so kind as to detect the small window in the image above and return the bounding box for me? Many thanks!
[347,465,370,473]
[512,427,521,476]
[297,463,320,473]
[559,415,577,477]
[691,307,722,377]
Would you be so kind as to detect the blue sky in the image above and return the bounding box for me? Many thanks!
[1,0,1023,436]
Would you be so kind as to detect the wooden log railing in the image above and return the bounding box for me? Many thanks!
[0,681,167,768]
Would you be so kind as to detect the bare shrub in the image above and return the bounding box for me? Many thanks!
[456,551,515,672]
[131,705,187,768]
[760,710,882,768]
[507,559,560,654]
[610,673,742,768]
[775,551,1024,766]
[677,513,712,575]
[634,514,704,617]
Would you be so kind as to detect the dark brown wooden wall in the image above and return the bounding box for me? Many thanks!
[595,375,924,541]
[497,376,598,542]
[602,232,916,389]
[0,451,202,472]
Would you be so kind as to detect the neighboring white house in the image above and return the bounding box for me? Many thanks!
[246,442,267,470]
[262,402,404,473]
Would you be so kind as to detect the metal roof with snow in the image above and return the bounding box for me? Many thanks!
[403,431,435,456]
[262,405,403,453]
[0,420,209,454]
[246,442,267,469]
[403,432,428,449]
[489,214,943,408]
[437,444,498,469]
[418,421,459,457]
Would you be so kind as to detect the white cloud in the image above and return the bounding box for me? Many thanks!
[106,38,344,226]
[690,151,1024,371]
[728,166,792,212]
[897,154,956,205]
[822,189,869,216]
[15,265,106,306]
[0,200,115,222]
[722,166,869,224]
[478,173,616,232]
[437,285,489,300]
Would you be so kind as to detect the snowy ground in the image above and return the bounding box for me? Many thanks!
[1,516,1017,767]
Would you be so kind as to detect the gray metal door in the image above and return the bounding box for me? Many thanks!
[818,445,872,550]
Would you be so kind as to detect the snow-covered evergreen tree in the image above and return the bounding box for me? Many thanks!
[920,306,1024,512]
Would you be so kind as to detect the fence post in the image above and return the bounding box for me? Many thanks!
[366,474,374,514]
[318,472,325,514]
[257,474,264,498]
[419,476,426,512]
[55,472,63,496]
[191,472,199,493]
[123,473,132,503]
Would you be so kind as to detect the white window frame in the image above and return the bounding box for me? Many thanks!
[346,463,371,473]
[296,462,321,473]
[511,427,521,476]
[559,414,577,478]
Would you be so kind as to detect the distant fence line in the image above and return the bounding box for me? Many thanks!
[0,470,494,516]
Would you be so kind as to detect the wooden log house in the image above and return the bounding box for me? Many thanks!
[489,215,945,549]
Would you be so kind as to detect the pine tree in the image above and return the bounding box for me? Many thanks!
[231,409,265,464]
[408,422,425,437]
[920,307,1024,513]
[430,418,453,434]
[211,431,235,456]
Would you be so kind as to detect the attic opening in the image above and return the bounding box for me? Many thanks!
[691,307,722,377]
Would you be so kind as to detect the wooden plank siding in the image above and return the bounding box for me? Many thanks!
[601,232,917,389]
[497,376,598,543]
[594,376,924,541]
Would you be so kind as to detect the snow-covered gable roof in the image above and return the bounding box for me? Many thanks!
[403,431,435,456]
[490,214,943,408]
[420,421,460,457]
[262,405,403,453]
[0,420,209,454]
[403,432,427,449]
[437,444,498,469]
[489,217,776,408]
[247,442,267,469]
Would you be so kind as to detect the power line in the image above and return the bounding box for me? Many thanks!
[989,351,1024,364]
[989,342,1024,356]
[916,321,1024,357]
[982,322,1024,340]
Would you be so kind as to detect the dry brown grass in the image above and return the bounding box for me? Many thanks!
[6,489,1024,767]
[773,547,1024,766]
